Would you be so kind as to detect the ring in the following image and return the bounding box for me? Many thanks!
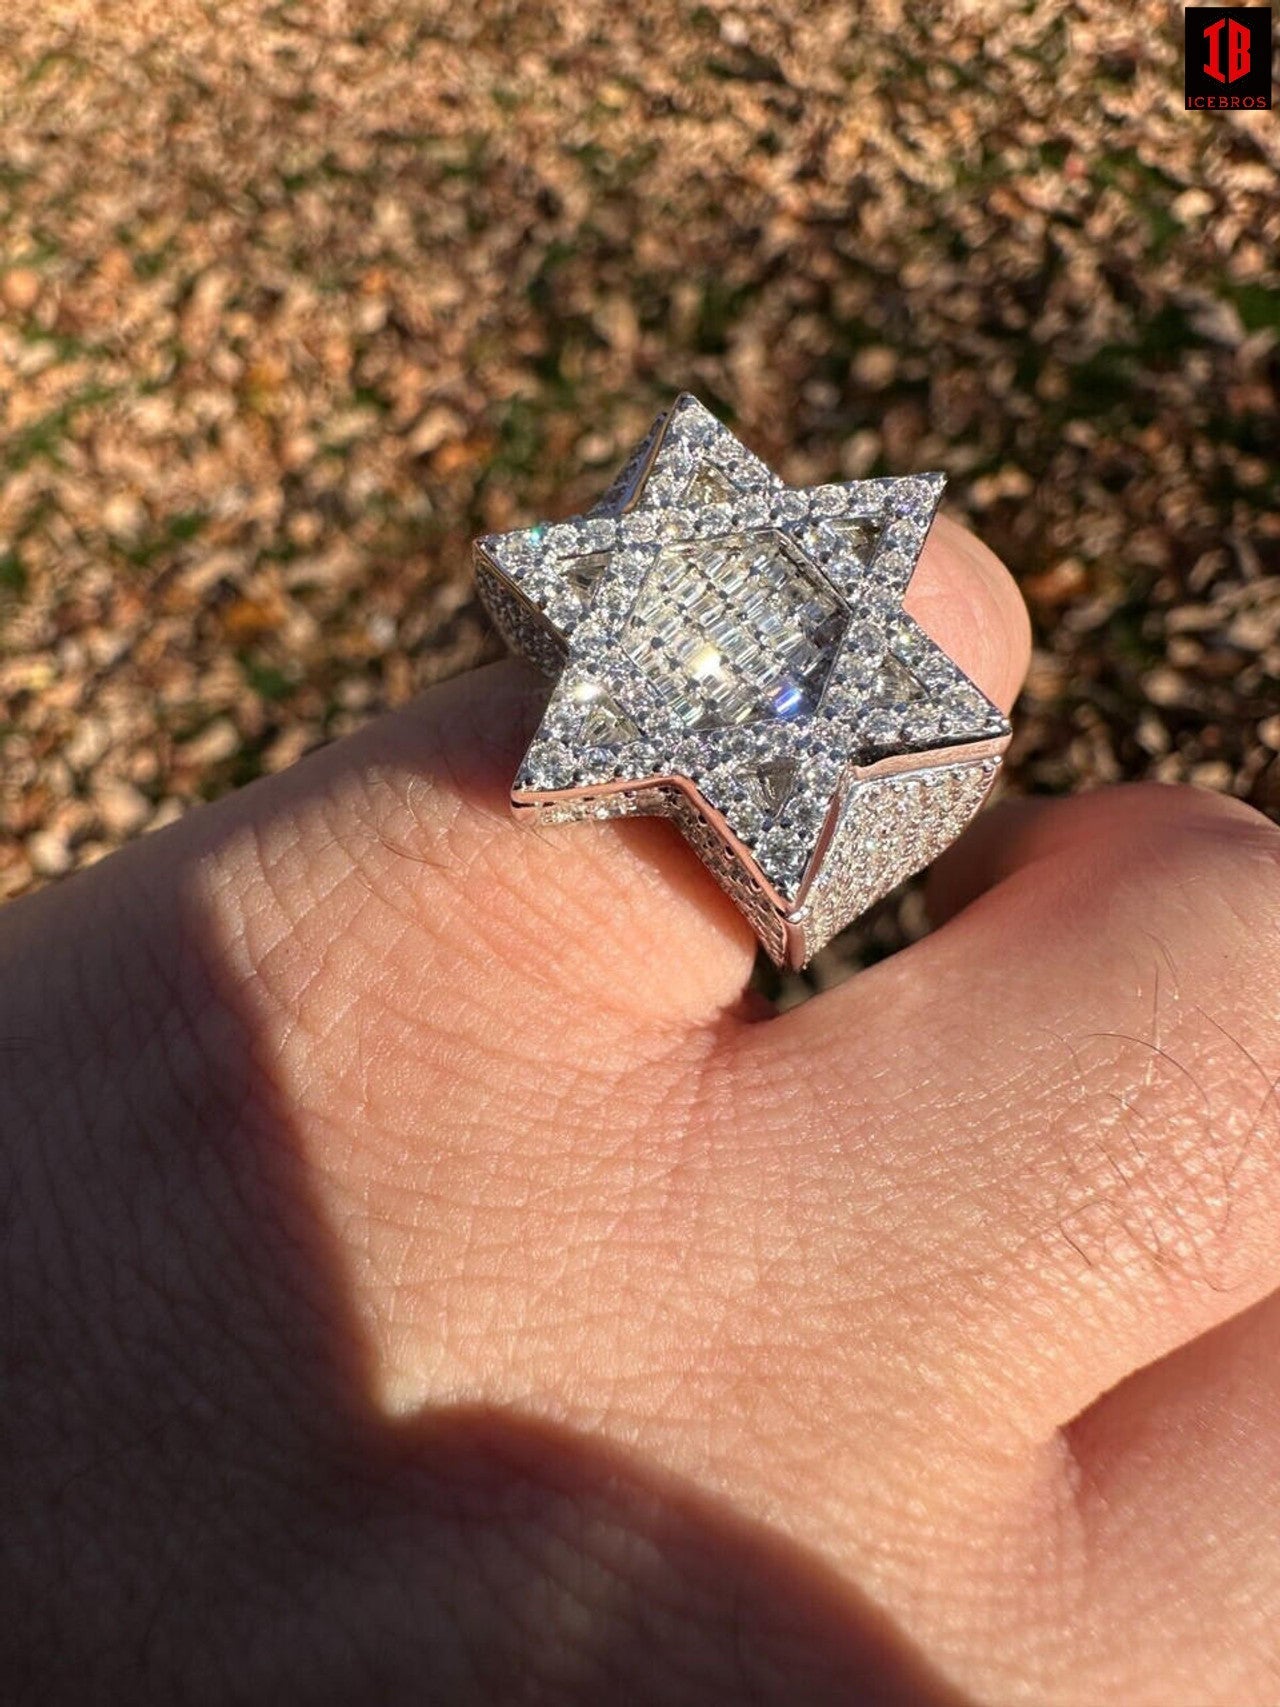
[474,394,1011,969]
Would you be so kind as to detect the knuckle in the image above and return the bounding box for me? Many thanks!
[1045,1007,1279,1291]
[1113,780,1280,858]
[1001,788,1280,1297]
[1070,784,1280,957]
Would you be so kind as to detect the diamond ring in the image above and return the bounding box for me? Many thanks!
[474,394,1011,969]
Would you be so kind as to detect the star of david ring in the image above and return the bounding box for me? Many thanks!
[473,394,1011,969]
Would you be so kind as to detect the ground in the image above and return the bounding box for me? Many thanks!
[1,0,1277,989]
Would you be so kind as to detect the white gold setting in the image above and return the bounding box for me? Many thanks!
[474,394,1011,968]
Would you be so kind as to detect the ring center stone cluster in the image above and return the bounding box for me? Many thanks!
[621,530,849,733]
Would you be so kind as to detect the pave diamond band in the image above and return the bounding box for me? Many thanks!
[473,394,1011,969]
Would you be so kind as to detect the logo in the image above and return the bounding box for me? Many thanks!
[1185,8,1272,107]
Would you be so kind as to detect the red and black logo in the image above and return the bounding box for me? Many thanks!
[1185,7,1272,108]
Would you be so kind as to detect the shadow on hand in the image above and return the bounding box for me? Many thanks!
[1,689,968,1707]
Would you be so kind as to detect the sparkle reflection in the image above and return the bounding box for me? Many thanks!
[772,679,804,718]
[688,642,723,682]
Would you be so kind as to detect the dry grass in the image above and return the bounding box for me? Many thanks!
[1,0,1277,981]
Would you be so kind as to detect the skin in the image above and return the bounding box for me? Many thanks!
[3,515,1279,1704]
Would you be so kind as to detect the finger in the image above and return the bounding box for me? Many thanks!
[106,514,1029,1056]
[1062,1293,1280,1699]
[903,511,1030,716]
[789,783,1280,1449]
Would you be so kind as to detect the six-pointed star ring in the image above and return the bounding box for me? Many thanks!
[473,394,1011,968]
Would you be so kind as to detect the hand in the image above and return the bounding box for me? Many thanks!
[4,518,1278,1704]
